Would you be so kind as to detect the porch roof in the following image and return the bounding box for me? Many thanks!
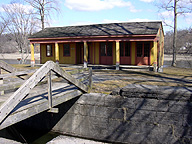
[29,21,162,39]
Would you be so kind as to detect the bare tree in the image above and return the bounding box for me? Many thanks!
[164,28,192,54]
[1,2,37,63]
[0,17,10,54]
[0,20,9,36]
[25,0,60,30]
[156,0,192,66]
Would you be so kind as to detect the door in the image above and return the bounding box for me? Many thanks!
[76,43,83,64]
[88,43,92,64]
[100,42,113,65]
[143,42,150,65]
[136,42,150,65]
[120,42,131,65]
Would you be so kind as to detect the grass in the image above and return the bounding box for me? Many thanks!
[2,64,192,94]
[91,67,192,94]
[163,67,192,77]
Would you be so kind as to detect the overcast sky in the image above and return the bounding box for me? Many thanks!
[0,0,192,32]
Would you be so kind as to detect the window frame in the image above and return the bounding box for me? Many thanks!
[144,42,150,57]
[100,42,106,56]
[136,42,143,57]
[120,42,130,57]
[46,44,53,57]
[100,42,113,56]
[136,42,151,57]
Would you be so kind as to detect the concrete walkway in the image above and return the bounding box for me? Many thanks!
[0,138,21,144]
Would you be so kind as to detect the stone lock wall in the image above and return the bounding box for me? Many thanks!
[51,84,192,143]
[15,84,192,143]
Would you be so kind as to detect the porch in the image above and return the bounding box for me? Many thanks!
[30,41,158,70]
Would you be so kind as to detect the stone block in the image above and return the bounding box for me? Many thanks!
[79,104,94,116]
[168,101,192,114]
[120,84,192,101]
[134,98,169,112]
[105,127,125,143]
[53,113,80,135]
[146,124,177,144]
[68,103,80,115]
[155,112,183,126]
[88,116,109,139]
[126,109,156,123]
[79,115,109,140]
[110,88,121,95]
[123,133,149,144]
[107,119,141,143]
[79,115,91,137]
[120,97,136,109]
[136,121,156,134]
[78,93,106,106]
[183,113,192,126]
[104,95,125,108]
[107,107,125,120]
[107,119,124,133]
[89,105,108,118]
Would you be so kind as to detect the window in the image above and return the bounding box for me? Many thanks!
[137,43,142,57]
[46,44,52,57]
[120,42,130,57]
[107,42,112,56]
[144,42,150,57]
[120,43,124,56]
[63,44,70,56]
[100,43,106,56]
[100,42,113,56]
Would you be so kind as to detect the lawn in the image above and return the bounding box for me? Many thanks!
[91,67,192,94]
[3,64,192,94]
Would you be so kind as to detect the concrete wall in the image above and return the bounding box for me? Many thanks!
[15,84,192,143]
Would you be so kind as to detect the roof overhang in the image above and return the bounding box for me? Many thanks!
[29,34,158,44]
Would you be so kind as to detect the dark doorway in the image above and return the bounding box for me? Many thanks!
[76,43,83,64]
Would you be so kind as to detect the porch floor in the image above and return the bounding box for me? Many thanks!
[61,64,152,71]
[35,64,153,71]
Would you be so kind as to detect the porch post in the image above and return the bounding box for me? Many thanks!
[84,41,88,68]
[153,41,157,72]
[55,42,59,64]
[116,41,120,70]
[30,43,35,67]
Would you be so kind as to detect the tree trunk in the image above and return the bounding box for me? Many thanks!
[21,48,24,64]
[172,0,177,67]
[41,15,44,30]
[41,0,45,30]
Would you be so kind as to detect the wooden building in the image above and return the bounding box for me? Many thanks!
[29,21,164,70]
